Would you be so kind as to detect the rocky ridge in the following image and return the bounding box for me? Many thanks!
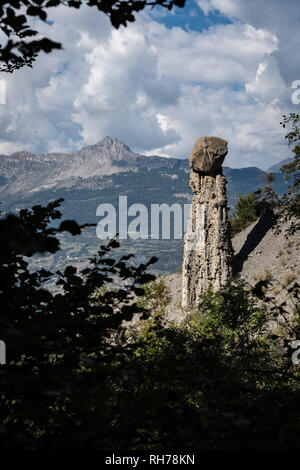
[0,136,187,196]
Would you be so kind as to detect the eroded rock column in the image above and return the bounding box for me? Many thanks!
[182,136,234,307]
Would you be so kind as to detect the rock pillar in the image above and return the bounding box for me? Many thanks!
[182,136,234,307]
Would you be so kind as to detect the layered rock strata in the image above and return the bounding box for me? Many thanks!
[182,136,234,307]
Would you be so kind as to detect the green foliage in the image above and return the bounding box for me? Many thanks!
[255,172,281,212]
[279,113,300,233]
[281,145,300,189]
[230,191,262,236]
[137,278,170,316]
[280,144,300,228]
[1,200,300,450]
[0,199,157,449]
[186,279,273,372]
[281,113,300,147]
[232,115,300,241]
[231,112,300,238]
[111,278,300,449]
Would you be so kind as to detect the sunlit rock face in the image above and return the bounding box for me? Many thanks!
[189,136,228,173]
[182,136,234,308]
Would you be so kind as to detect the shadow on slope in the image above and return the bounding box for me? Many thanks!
[234,209,275,273]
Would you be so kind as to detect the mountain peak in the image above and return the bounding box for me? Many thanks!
[99,136,114,145]
[9,151,36,158]
[96,136,132,153]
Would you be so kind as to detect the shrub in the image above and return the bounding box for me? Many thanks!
[230,191,262,237]
[122,277,300,449]
[282,272,296,287]
[253,268,273,282]
[1,201,300,450]
[0,200,157,449]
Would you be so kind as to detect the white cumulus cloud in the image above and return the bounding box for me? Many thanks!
[0,1,297,169]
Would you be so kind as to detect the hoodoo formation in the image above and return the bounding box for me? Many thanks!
[182,136,234,307]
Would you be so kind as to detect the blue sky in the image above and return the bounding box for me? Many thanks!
[151,1,232,32]
[0,0,299,169]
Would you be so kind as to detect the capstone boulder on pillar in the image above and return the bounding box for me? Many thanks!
[182,136,234,307]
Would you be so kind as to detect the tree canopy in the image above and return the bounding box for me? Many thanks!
[0,198,300,449]
[278,113,300,233]
[0,199,158,447]
[0,0,186,72]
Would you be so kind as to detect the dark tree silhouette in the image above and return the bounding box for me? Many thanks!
[0,199,157,448]
[1,199,300,449]
[0,0,186,72]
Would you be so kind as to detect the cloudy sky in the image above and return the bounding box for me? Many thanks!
[0,0,299,169]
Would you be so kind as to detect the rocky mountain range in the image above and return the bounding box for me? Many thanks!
[0,136,187,196]
[0,136,290,198]
[0,136,292,275]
